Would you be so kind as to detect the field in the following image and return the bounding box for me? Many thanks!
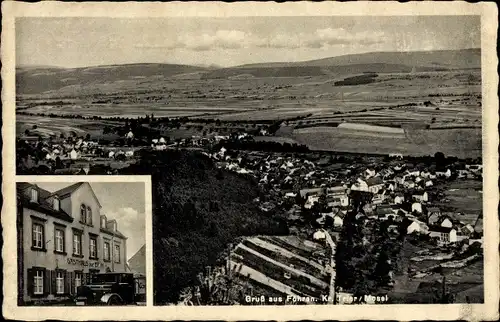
[16,114,123,139]
[229,236,330,299]
[16,50,482,158]
[433,180,483,216]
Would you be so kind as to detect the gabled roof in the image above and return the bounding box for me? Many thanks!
[100,227,127,239]
[17,183,74,223]
[366,177,384,186]
[53,182,85,198]
[54,182,102,208]
[428,225,454,233]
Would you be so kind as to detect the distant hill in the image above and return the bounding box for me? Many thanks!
[201,48,480,79]
[236,48,481,69]
[16,63,209,94]
[17,49,481,93]
[121,150,288,304]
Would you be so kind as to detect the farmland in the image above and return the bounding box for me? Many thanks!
[16,49,482,158]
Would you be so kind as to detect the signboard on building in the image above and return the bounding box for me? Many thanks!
[67,258,105,269]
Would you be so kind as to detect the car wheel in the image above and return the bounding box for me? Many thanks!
[107,296,122,305]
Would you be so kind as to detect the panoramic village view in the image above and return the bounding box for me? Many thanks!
[15,16,483,305]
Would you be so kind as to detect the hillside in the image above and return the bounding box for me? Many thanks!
[201,62,451,79]
[121,150,288,304]
[235,48,481,69]
[16,63,209,94]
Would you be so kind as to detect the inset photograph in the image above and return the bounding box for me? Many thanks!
[16,180,147,306]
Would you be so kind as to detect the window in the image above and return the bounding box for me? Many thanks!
[80,204,87,224]
[89,236,97,259]
[74,273,82,293]
[86,207,92,226]
[31,188,38,203]
[73,231,82,256]
[34,270,44,295]
[55,228,65,253]
[56,271,65,294]
[103,241,110,261]
[32,223,44,249]
[114,244,120,263]
[53,198,60,211]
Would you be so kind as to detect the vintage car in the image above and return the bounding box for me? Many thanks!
[75,272,146,305]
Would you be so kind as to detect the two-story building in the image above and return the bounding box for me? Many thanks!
[17,182,128,305]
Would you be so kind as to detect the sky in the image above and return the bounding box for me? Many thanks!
[36,182,146,261]
[16,15,480,68]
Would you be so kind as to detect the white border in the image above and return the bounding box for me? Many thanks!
[2,1,499,321]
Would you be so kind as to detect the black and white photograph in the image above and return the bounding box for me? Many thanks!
[16,180,147,306]
[11,14,487,305]
[2,1,499,321]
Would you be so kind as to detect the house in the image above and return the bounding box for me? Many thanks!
[125,150,134,158]
[69,149,79,160]
[407,220,429,234]
[351,177,369,192]
[406,169,420,177]
[304,195,320,209]
[372,190,388,205]
[427,212,441,225]
[394,193,405,204]
[376,206,396,221]
[313,230,326,241]
[126,131,134,139]
[108,151,115,158]
[413,191,429,202]
[365,168,376,178]
[412,202,423,213]
[366,177,384,194]
[386,181,396,191]
[424,180,433,187]
[436,169,452,178]
[428,226,457,244]
[332,211,346,228]
[16,182,128,305]
[389,153,403,159]
[299,187,324,198]
[404,180,416,189]
[327,195,349,208]
[438,216,453,228]
[326,186,347,196]
[394,175,404,185]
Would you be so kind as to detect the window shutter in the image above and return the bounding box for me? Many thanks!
[27,269,34,297]
[31,226,36,247]
[84,272,90,285]
[65,271,71,295]
[50,270,56,295]
[69,272,75,295]
[44,269,50,296]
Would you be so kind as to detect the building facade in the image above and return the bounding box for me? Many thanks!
[17,182,128,305]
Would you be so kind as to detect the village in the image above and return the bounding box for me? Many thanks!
[16,124,484,304]
[152,130,483,305]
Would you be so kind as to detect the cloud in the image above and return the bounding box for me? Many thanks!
[132,28,386,52]
[177,29,249,51]
[303,28,385,49]
[106,207,145,261]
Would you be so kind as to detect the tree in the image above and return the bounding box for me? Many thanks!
[24,129,30,136]
[85,133,91,141]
